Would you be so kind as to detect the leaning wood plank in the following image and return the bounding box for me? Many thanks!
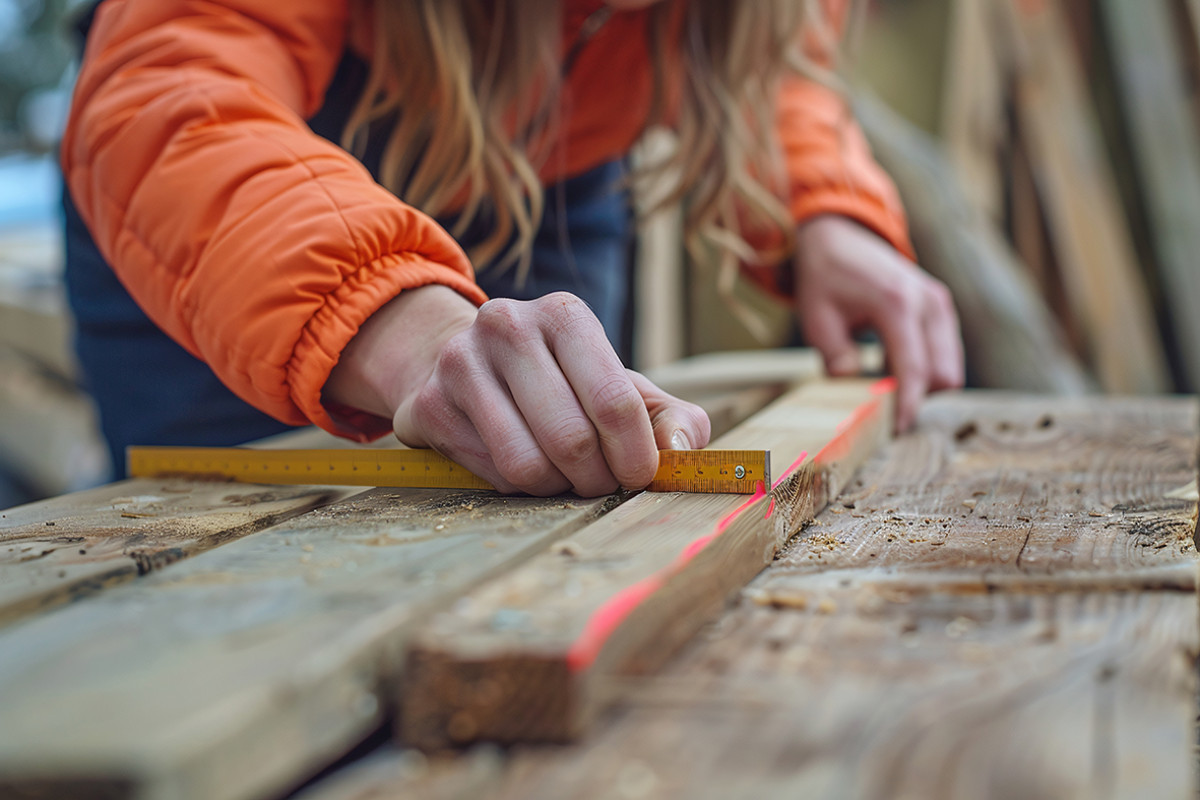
[0,478,350,628]
[0,489,616,800]
[1098,0,1200,392]
[1000,0,1170,394]
[856,92,1095,394]
[399,378,893,748]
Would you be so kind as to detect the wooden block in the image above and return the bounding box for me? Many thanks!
[0,489,616,800]
[0,478,351,627]
[488,392,1199,799]
[399,378,894,748]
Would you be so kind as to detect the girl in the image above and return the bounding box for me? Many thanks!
[61,0,962,497]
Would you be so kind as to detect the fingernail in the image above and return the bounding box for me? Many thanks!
[671,430,691,451]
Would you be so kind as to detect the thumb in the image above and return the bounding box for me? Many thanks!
[804,303,861,377]
[626,370,712,451]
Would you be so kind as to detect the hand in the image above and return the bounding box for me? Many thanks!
[326,286,711,496]
[794,215,963,431]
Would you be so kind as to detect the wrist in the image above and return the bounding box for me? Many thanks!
[324,284,477,422]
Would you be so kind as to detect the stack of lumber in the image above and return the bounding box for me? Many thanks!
[853,0,1200,395]
[0,372,1194,798]
[0,219,109,499]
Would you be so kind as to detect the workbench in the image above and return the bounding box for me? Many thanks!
[0,382,1195,800]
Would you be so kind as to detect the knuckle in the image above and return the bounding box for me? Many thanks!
[544,420,600,465]
[880,281,918,315]
[436,334,473,375]
[499,448,554,491]
[589,376,644,430]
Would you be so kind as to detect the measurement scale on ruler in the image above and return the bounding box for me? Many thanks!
[126,446,771,495]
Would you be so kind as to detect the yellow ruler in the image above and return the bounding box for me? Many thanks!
[126,446,770,494]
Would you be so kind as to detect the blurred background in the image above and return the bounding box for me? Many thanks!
[1,0,1197,508]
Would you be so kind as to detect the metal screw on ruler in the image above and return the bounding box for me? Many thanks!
[734,465,746,479]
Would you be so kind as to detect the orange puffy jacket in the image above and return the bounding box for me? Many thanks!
[61,0,912,440]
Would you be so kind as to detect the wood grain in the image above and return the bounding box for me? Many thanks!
[0,478,350,627]
[0,489,616,800]
[399,379,893,748]
[485,392,1199,800]
[492,592,1196,800]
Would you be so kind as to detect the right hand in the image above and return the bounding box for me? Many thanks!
[326,286,711,497]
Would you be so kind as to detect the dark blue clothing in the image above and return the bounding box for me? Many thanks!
[64,46,633,478]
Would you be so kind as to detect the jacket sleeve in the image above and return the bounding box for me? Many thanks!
[61,0,488,440]
[776,73,914,261]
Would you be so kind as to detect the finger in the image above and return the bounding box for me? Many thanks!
[502,350,620,498]
[542,297,659,489]
[433,337,572,496]
[399,387,525,494]
[627,370,712,452]
[921,280,965,392]
[876,291,931,433]
[803,302,861,377]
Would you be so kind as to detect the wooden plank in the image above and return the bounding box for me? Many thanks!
[0,477,351,628]
[940,0,1007,223]
[0,489,618,800]
[1001,0,1171,394]
[0,346,108,497]
[399,378,894,748]
[490,593,1196,799]
[757,393,1198,596]
[1098,0,1200,392]
[856,93,1096,393]
[485,392,1198,799]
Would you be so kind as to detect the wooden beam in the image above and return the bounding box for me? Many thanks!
[0,478,351,628]
[0,489,617,800]
[855,93,1095,393]
[1000,0,1171,394]
[1098,0,1200,392]
[399,378,893,748]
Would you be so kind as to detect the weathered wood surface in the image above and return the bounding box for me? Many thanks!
[756,393,1198,598]
[1098,0,1200,393]
[400,379,893,748]
[492,592,1196,800]
[1000,0,1170,394]
[856,92,1095,394]
[0,489,617,800]
[0,478,350,627]
[480,392,1198,799]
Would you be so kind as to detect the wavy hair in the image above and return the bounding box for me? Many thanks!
[343,0,850,282]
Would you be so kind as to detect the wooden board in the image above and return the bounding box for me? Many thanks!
[757,393,1198,596]
[1001,0,1170,394]
[1098,0,1200,393]
[0,477,350,627]
[0,489,618,800]
[490,593,1196,799]
[399,379,894,748]
[482,392,1198,799]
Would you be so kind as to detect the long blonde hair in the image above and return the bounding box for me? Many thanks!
[344,0,846,280]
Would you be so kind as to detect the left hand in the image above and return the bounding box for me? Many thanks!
[793,215,964,431]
